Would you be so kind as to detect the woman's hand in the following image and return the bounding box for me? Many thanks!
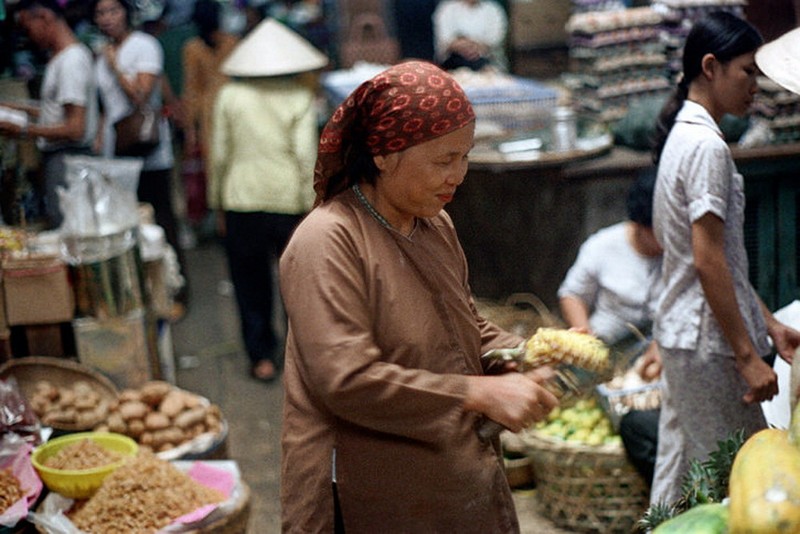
[102,45,118,72]
[464,370,559,433]
[449,37,485,61]
[767,320,800,366]
[636,342,662,381]
[735,350,778,404]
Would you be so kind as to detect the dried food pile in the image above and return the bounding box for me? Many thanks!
[69,450,225,534]
[0,468,23,514]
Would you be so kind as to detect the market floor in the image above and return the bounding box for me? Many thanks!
[170,240,575,533]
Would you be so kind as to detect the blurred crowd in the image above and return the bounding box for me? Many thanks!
[0,0,510,231]
[0,0,508,332]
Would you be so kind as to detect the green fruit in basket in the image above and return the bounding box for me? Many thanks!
[534,397,619,446]
[574,397,597,411]
[567,428,591,443]
[546,406,562,421]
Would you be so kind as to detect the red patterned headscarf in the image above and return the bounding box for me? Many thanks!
[313,61,475,204]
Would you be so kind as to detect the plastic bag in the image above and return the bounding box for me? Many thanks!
[0,376,42,445]
[0,433,43,528]
[58,166,139,238]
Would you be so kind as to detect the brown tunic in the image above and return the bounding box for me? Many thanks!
[279,189,523,532]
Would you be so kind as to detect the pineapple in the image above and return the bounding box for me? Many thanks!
[637,501,678,533]
[638,428,746,530]
[679,459,716,509]
[524,327,611,373]
[478,328,613,440]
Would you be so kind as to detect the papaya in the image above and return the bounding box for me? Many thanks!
[729,428,800,533]
[653,503,728,534]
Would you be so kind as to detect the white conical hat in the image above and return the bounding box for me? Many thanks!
[221,18,329,77]
[756,27,800,96]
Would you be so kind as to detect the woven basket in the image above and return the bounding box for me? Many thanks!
[199,481,251,534]
[0,356,119,431]
[520,430,649,533]
[475,292,564,338]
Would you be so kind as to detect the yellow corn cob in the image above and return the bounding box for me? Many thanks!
[524,327,610,373]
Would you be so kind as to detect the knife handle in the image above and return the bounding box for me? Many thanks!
[477,419,507,442]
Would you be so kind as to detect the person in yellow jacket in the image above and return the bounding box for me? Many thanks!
[208,18,327,383]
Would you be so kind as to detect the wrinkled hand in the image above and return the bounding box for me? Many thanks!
[465,371,559,433]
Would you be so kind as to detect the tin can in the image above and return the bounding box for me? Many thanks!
[551,106,577,152]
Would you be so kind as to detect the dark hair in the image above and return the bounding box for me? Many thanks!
[15,0,65,18]
[90,0,134,28]
[651,11,762,163]
[192,0,221,48]
[626,166,657,227]
[322,136,380,199]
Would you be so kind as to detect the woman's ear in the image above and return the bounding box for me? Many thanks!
[700,53,717,80]
[373,152,399,173]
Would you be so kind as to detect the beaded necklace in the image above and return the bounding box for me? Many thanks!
[352,183,418,237]
[352,183,392,230]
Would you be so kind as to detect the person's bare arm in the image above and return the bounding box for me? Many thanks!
[104,45,159,107]
[559,295,591,332]
[0,101,40,117]
[693,212,777,403]
[0,103,85,142]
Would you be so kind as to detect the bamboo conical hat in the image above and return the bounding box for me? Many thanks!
[756,27,800,96]
[221,18,329,77]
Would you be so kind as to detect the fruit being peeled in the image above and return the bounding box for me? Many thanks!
[652,503,728,534]
[729,428,800,534]
[524,327,610,373]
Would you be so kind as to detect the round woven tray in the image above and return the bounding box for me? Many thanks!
[197,481,251,534]
[520,430,649,533]
[0,356,119,431]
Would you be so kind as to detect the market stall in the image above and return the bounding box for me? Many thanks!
[0,155,183,384]
[0,357,244,533]
[0,156,220,531]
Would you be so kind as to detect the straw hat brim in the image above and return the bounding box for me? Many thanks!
[756,27,800,96]
[221,18,329,77]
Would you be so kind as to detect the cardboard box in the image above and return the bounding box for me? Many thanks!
[2,255,74,326]
[510,0,571,49]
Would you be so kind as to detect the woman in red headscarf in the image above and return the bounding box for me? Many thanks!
[279,61,558,532]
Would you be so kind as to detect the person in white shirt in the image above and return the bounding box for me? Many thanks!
[559,168,663,486]
[0,0,97,228]
[92,0,187,313]
[649,11,800,506]
[432,0,508,71]
[559,168,663,348]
